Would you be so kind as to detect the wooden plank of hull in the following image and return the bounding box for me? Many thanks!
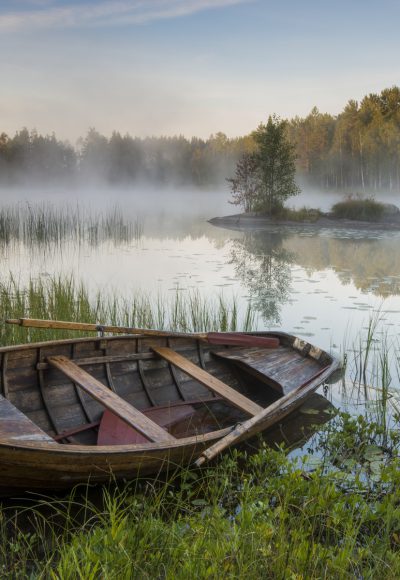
[152,347,263,416]
[0,428,232,491]
[47,355,176,444]
[0,358,333,491]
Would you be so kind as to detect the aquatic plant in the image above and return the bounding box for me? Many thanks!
[0,202,144,252]
[0,275,255,346]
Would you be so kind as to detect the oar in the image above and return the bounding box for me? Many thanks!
[194,364,334,467]
[5,318,280,348]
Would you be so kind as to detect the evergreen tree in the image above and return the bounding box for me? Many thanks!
[229,115,300,213]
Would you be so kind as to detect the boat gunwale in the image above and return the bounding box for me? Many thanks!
[0,330,292,354]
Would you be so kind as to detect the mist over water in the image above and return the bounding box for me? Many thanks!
[1,183,400,350]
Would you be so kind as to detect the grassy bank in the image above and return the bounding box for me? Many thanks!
[0,277,399,578]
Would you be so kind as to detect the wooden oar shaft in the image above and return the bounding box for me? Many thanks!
[5,318,280,348]
[5,318,208,340]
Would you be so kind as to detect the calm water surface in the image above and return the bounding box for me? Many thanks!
[2,187,400,425]
[4,190,400,344]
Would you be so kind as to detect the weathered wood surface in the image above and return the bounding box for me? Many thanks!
[97,404,195,445]
[214,347,321,394]
[0,330,340,493]
[195,362,335,466]
[152,347,263,416]
[0,394,56,444]
[36,352,156,370]
[47,355,176,444]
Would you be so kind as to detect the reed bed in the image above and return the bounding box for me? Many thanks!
[0,275,255,346]
[339,312,399,437]
[0,202,144,251]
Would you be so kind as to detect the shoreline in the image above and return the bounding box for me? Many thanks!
[209,213,400,231]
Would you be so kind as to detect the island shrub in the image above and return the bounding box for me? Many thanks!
[273,206,322,222]
[331,196,385,222]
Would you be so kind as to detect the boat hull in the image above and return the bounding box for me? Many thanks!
[0,331,340,492]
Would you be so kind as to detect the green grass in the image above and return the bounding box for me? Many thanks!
[0,278,399,578]
[271,206,322,222]
[331,196,385,222]
[0,275,256,346]
[1,414,399,579]
[0,202,144,249]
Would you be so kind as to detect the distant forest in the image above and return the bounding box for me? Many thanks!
[1,86,399,192]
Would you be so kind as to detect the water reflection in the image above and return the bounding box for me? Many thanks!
[1,195,400,350]
[259,392,336,452]
[229,231,295,324]
[228,225,400,296]
[283,234,400,297]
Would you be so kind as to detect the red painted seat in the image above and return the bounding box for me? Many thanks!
[97,404,195,445]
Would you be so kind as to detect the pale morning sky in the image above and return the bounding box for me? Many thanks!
[1,0,399,143]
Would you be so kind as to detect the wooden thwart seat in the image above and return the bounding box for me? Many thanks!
[47,355,176,444]
[0,394,57,444]
[152,347,263,417]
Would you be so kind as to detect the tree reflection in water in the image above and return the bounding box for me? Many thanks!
[230,230,296,324]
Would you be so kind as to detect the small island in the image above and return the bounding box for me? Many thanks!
[211,115,400,231]
[210,198,400,231]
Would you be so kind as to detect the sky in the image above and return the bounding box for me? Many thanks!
[1,0,399,144]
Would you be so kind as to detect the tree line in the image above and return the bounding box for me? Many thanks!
[0,128,249,187]
[288,86,400,192]
[0,86,399,192]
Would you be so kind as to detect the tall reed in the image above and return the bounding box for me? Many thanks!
[0,202,144,252]
[0,275,255,346]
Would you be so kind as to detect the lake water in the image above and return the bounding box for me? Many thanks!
[2,186,400,427]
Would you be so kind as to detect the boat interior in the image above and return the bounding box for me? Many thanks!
[0,334,328,448]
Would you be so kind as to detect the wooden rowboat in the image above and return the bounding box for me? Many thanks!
[0,324,340,493]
